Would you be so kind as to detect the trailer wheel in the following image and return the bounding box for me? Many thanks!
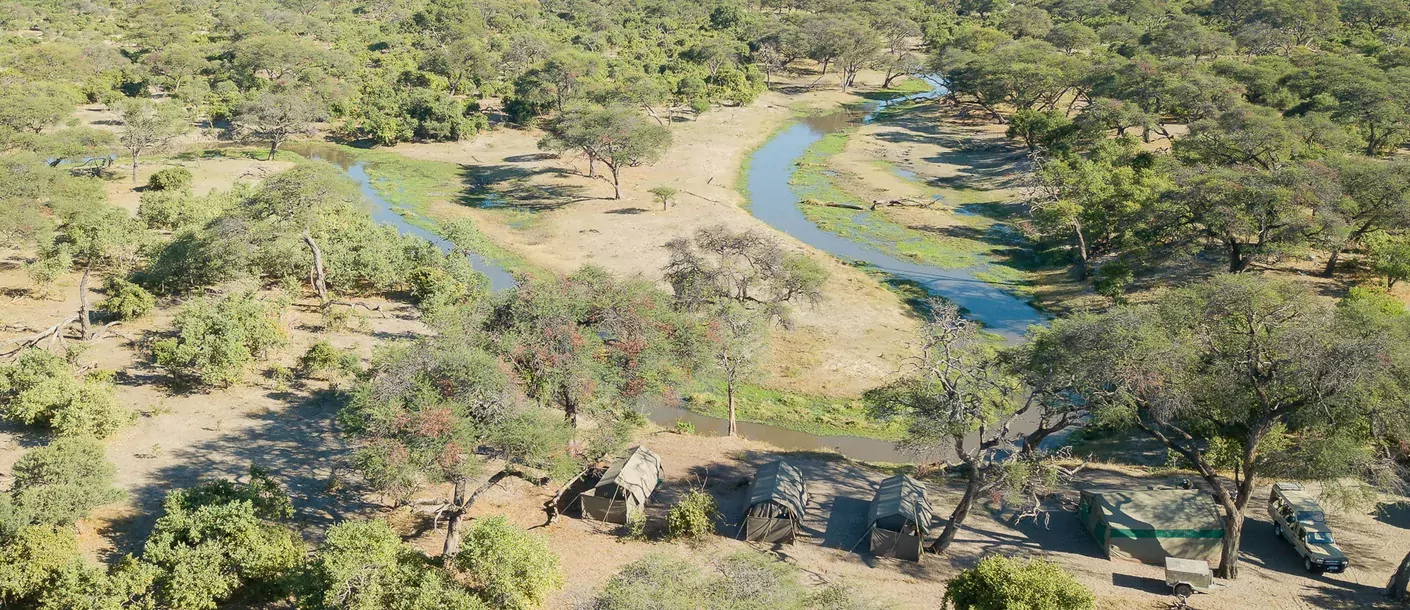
[1173,583,1195,599]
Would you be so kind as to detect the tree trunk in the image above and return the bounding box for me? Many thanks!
[130,150,140,183]
[1228,239,1246,272]
[78,262,92,340]
[1323,247,1343,278]
[562,389,578,428]
[302,230,328,301]
[1388,550,1410,599]
[929,468,981,554]
[268,138,280,161]
[727,380,737,437]
[1217,508,1244,579]
[1073,224,1090,281]
[587,154,596,177]
[442,470,515,558]
[610,166,621,200]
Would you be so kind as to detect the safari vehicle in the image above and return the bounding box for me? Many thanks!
[1268,482,1348,574]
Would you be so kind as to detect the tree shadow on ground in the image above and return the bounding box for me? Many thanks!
[108,388,372,556]
[455,163,596,211]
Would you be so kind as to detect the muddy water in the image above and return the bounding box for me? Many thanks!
[746,78,1047,340]
[280,142,517,291]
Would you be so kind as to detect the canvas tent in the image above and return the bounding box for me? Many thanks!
[1079,489,1225,567]
[580,446,664,524]
[742,460,808,544]
[867,475,933,561]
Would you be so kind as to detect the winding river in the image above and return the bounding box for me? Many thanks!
[283,80,1044,462]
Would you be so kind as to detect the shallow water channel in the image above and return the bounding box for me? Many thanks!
[746,77,1048,340]
[285,84,1046,462]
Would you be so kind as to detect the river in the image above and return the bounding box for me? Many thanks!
[282,81,1044,462]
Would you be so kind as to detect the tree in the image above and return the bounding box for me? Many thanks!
[942,556,1094,610]
[6,437,124,531]
[541,106,671,200]
[142,470,303,609]
[1314,157,1410,277]
[234,91,323,160]
[42,203,143,339]
[298,520,485,610]
[341,334,573,556]
[489,266,704,427]
[662,224,827,327]
[0,349,131,438]
[1026,275,1395,578]
[865,302,1079,555]
[1366,232,1410,288]
[708,303,767,437]
[246,163,363,301]
[1167,164,1310,272]
[0,83,77,136]
[832,20,882,92]
[1006,109,1081,153]
[648,186,678,211]
[151,291,287,387]
[116,99,189,182]
[453,515,563,609]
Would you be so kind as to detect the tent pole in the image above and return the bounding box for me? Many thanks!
[847,525,874,554]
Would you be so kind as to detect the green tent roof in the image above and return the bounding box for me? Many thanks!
[1083,489,1224,536]
[747,460,808,520]
[869,475,933,534]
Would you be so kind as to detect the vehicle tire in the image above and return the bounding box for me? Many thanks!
[1174,583,1195,599]
[1304,557,1320,573]
[1273,523,1282,537]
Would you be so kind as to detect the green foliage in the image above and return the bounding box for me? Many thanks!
[147,167,193,192]
[143,471,302,610]
[7,437,124,531]
[137,187,240,230]
[0,525,83,606]
[151,291,287,387]
[454,515,563,610]
[665,489,719,542]
[0,349,131,438]
[97,277,155,320]
[648,186,678,210]
[299,520,486,610]
[299,341,360,379]
[1092,260,1133,304]
[941,555,1094,610]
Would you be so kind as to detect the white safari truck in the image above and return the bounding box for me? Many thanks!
[1268,482,1348,574]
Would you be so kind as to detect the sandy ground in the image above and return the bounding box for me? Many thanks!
[379,70,924,397]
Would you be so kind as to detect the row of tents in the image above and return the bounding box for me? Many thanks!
[579,447,1227,567]
[576,447,937,561]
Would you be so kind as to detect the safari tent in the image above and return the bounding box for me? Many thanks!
[742,460,809,544]
[580,446,664,524]
[867,475,933,561]
[1079,489,1226,567]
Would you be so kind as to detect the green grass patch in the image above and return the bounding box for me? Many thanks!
[680,382,906,441]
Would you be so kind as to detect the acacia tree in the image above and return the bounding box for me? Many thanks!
[1026,275,1392,579]
[662,224,827,328]
[342,333,573,557]
[833,20,882,92]
[245,163,361,301]
[233,91,323,160]
[116,99,189,182]
[1314,157,1410,277]
[38,203,143,340]
[865,301,1081,555]
[541,106,671,199]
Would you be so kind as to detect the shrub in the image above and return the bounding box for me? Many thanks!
[665,489,718,542]
[146,167,193,191]
[299,520,486,610]
[941,555,1094,610]
[300,341,360,379]
[0,349,132,438]
[152,291,287,387]
[134,222,253,295]
[97,277,156,320]
[586,551,858,609]
[454,515,563,610]
[0,525,82,603]
[8,437,125,529]
[143,471,303,609]
[137,189,234,229]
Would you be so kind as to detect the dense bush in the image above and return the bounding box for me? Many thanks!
[0,349,131,438]
[151,291,287,386]
[299,341,360,379]
[4,437,124,533]
[665,489,718,542]
[454,515,563,610]
[97,277,156,320]
[135,222,254,295]
[941,556,1094,610]
[137,188,239,230]
[298,520,486,610]
[142,472,303,610]
[146,167,193,191]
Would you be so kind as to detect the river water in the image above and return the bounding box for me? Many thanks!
[282,81,1045,462]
